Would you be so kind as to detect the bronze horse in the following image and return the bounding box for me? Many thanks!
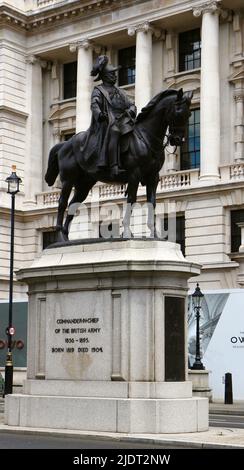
[45,88,193,240]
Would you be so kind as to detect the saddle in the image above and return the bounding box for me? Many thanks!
[120,128,144,155]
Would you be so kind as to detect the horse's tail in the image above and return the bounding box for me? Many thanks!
[45,142,64,186]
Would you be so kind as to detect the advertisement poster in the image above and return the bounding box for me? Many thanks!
[188,290,244,400]
[0,302,27,368]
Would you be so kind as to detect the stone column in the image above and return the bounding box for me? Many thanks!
[24,55,46,205]
[194,1,225,181]
[229,11,244,162]
[233,11,243,64]
[50,60,60,104]
[165,146,180,173]
[43,62,54,191]
[165,31,177,76]
[52,128,61,145]
[233,89,244,161]
[70,39,93,133]
[237,222,244,252]
[128,22,156,113]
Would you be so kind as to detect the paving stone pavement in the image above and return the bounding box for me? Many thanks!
[209,400,244,415]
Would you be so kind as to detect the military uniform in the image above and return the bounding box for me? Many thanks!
[90,84,136,174]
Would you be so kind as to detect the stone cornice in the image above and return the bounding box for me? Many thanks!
[0,0,227,60]
[152,179,244,203]
[0,39,26,55]
[0,0,226,35]
[0,105,28,120]
[0,0,144,32]
[0,206,26,222]
[0,4,27,30]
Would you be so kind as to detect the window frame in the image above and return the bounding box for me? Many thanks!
[180,107,200,171]
[118,46,136,86]
[42,230,59,250]
[178,28,201,73]
[230,209,244,253]
[63,61,77,100]
[62,132,75,142]
[161,214,185,255]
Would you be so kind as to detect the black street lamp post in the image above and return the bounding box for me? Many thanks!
[4,165,22,396]
[191,283,205,370]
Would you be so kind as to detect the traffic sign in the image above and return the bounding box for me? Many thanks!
[6,327,15,336]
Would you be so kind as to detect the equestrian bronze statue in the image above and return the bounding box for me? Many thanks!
[45,55,193,240]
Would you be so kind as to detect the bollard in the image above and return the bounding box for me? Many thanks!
[224,372,233,404]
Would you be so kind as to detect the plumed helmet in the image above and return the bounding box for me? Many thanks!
[90,55,120,82]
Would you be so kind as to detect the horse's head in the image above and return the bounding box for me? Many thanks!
[167,89,193,147]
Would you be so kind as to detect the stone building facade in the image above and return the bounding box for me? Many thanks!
[0,0,244,395]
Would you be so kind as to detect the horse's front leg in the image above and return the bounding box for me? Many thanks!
[146,173,159,238]
[56,180,73,241]
[62,178,96,238]
[122,171,140,238]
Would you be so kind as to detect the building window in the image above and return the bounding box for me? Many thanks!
[118,46,136,86]
[179,29,201,72]
[43,230,59,249]
[181,108,200,170]
[231,210,244,253]
[63,133,75,141]
[63,62,77,99]
[162,215,185,255]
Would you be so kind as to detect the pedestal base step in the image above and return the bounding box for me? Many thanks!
[23,380,193,399]
[5,394,208,433]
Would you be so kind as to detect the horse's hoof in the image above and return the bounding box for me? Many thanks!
[56,230,69,243]
[122,229,132,239]
[63,234,69,242]
[149,229,158,239]
[62,230,69,241]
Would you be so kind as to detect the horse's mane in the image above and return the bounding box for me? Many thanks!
[136,89,177,123]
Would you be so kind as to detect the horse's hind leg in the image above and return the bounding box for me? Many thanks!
[56,180,73,240]
[63,178,96,238]
[122,170,140,238]
[146,173,159,238]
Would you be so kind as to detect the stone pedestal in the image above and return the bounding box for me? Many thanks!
[5,240,208,433]
[188,370,212,401]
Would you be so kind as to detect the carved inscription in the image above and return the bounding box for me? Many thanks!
[51,317,103,354]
